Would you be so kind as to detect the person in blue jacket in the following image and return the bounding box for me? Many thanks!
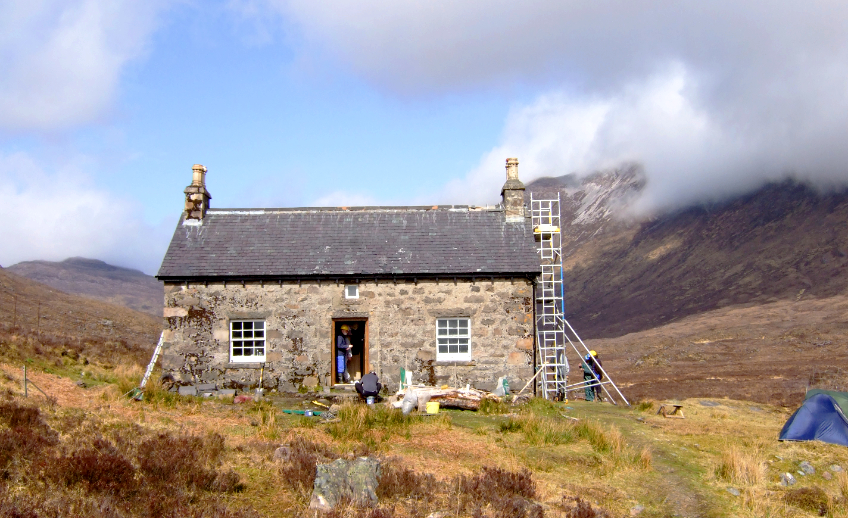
[581,350,603,401]
[336,324,352,383]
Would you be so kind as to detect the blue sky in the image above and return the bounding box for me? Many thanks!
[3,2,848,274]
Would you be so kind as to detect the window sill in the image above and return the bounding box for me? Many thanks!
[434,361,476,367]
[225,362,264,369]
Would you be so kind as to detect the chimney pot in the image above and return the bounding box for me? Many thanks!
[191,164,207,187]
[506,158,519,180]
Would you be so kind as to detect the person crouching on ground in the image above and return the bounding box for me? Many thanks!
[336,325,352,383]
[355,371,382,400]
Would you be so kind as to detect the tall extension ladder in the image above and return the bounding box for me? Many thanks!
[530,194,630,405]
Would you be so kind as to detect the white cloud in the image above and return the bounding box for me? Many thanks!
[0,152,170,274]
[441,63,848,212]
[250,2,848,209]
[0,0,168,131]
[259,2,848,97]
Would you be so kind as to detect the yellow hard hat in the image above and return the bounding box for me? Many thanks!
[340,325,350,331]
[590,350,597,357]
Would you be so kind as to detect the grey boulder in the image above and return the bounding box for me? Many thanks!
[309,457,381,511]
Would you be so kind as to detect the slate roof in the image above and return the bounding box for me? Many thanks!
[156,207,540,279]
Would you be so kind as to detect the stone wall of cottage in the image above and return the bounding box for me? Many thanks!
[159,278,535,393]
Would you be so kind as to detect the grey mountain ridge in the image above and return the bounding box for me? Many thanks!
[7,257,163,316]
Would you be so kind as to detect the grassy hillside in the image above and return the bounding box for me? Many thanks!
[0,266,160,368]
[586,294,848,407]
[7,257,163,316]
[0,358,843,517]
[0,267,842,516]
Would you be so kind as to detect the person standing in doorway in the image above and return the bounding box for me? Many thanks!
[336,324,352,383]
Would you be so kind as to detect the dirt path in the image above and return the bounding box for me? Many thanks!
[647,444,715,518]
[584,403,720,518]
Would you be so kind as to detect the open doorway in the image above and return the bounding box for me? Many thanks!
[332,318,368,385]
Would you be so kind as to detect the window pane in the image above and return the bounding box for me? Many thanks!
[449,344,458,353]
[438,328,448,336]
[232,320,267,361]
[438,344,448,353]
[449,320,457,328]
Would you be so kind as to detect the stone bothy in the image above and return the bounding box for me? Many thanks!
[156,162,539,392]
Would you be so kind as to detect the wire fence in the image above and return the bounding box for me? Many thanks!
[0,287,159,366]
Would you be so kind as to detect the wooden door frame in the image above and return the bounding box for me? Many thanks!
[331,317,369,386]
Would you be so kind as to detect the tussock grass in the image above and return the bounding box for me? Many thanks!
[326,403,414,449]
[574,420,623,454]
[635,400,654,412]
[499,414,575,445]
[521,396,559,417]
[497,409,649,473]
[714,446,765,486]
[838,470,848,500]
[638,446,652,470]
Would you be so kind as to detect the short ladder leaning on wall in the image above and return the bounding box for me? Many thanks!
[530,194,629,405]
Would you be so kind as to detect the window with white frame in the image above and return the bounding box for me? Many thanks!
[230,320,266,362]
[436,318,471,361]
[344,285,359,299]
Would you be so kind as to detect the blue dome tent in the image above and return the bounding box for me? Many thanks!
[779,390,848,447]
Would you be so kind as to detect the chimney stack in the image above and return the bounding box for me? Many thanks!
[501,157,525,222]
[184,164,211,222]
